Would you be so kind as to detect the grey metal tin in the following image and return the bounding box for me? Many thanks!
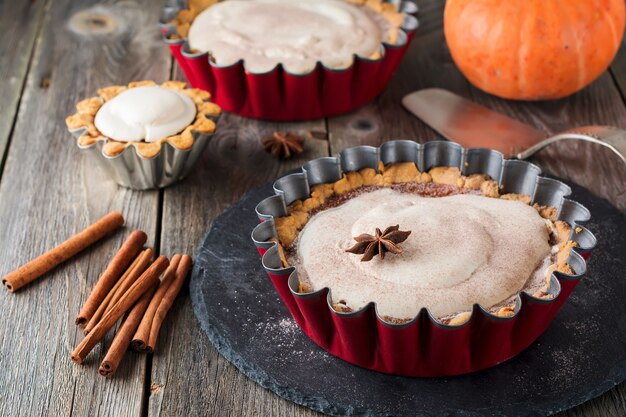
[273,173,310,205]
[251,140,597,328]
[251,219,279,252]
[303,157,342,186]
[69,115,219,190]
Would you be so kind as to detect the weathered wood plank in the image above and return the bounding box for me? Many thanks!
[563,384,626,417]
[0,0,47,174]
[327,16,471,151]
[149,66,328,417]
[0,0,171,416]
[609,35,626,105]
[410,0,443,36]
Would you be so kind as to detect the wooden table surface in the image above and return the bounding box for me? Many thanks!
[0,0,625,416]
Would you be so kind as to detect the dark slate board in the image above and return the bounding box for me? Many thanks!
[190,178,626,417]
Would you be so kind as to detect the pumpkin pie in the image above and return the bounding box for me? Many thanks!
[271,164,577,326]
[166,0,405,74]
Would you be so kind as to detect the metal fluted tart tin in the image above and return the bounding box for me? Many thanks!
[159,1,418,121]
[251,140,597,377]
[69,115,219,190]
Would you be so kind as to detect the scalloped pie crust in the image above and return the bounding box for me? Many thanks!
[65,80,221,158]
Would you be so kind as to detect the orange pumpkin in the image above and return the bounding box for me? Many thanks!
[444,0,626,100]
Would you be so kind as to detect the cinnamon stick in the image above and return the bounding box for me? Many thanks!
[71,255,169,365]
[76,230,147,326]
[131,255,181,352]
[102,249,152,317]
[2,211,124,292]
[84,248,152,335]
[85,251,144,330]
[99,283,158,377]
[147,255,192,352]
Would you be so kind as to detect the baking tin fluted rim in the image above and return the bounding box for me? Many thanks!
[252,140,597,330]
[68,111,220,160]
[158,0,419,76]
[68,112,220,189]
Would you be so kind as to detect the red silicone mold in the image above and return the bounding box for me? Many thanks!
[159,2,418,121]
[251,140,597,377]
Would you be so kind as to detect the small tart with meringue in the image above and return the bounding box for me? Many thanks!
[65,80,221,158]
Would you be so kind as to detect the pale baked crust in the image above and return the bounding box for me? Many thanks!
[65,80,221,158]
[166,0,405,51]
[271,163,579,325]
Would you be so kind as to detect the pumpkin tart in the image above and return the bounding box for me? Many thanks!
[271,164,577,326]
[166,0,405,74]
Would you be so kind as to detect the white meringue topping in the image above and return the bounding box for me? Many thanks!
[291,189,552,319]
[94,86,196,142]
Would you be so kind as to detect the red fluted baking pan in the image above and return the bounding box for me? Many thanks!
[159,2,418,121]
[251,140,597,376]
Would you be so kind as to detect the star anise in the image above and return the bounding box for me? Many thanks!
[261,131,304,159]
[345,225,411,262]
